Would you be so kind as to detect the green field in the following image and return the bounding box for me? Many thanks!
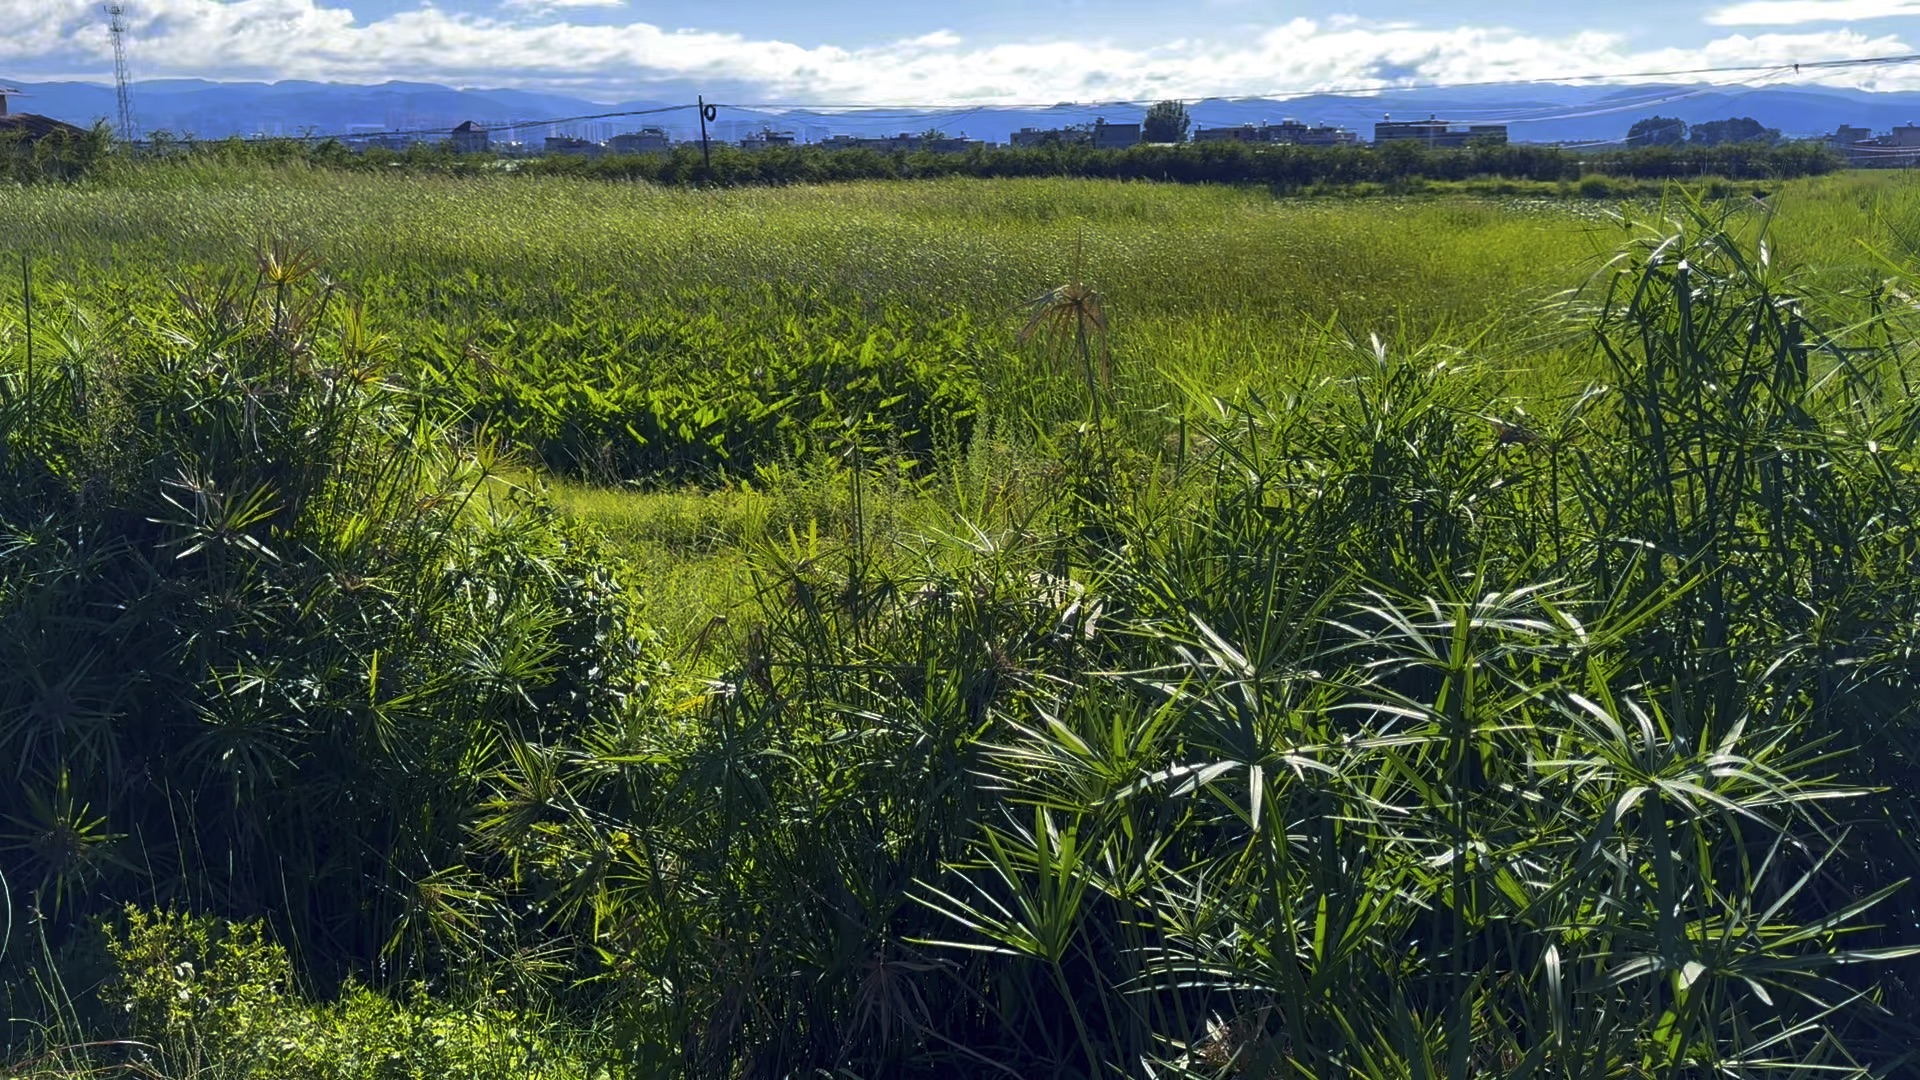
[6,166,1920,1078]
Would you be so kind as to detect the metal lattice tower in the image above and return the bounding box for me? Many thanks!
[107,2,138,141]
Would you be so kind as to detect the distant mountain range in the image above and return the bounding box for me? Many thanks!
[9,78,1920,146]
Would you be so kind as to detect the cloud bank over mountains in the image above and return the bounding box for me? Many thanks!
[2,0,1916,104]
[1707,0,1920,26]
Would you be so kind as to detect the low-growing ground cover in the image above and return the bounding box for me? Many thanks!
[5,168,1920,1077]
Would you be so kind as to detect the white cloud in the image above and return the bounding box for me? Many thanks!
[896,30,964,50]
[501,0,624,14]
[1,0,1915,102]
[1707,0,1920,25]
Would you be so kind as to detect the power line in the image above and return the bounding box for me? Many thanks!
[1839,142,1920,155]
[472,103,694,134]
[1500,68,1805,128]
[1273,81,1768,128]
[280,102,694,145]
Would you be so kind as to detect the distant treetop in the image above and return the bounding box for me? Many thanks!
[1628,115,1688,147]
[1688,117,1781,147]
[1143,100,1191,144]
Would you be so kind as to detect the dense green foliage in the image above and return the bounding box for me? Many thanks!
[411,292,989,482]
[248,133,1849,189]
[5,171,1920,1078]
[19,128,1846,192]
[1689,116,1782,147]
[1628,115,1689,147]
[68,908,587,1080]
[0,252,658,981]
[0,123,110,185]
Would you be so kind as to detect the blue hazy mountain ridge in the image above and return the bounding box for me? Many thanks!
[10,78,1920,144]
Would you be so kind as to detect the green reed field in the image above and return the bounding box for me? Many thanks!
[6,165,1920,1079]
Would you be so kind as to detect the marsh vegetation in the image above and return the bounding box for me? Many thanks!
[4,168,1920,1077]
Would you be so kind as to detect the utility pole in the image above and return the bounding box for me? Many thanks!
[698,95,716,175]
[107,1,139,142]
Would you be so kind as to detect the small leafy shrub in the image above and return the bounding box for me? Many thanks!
[104,907,586,1080]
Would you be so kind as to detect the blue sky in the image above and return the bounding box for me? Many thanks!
[4,0,1919,102]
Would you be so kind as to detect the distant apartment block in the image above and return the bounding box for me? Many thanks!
[1196,120,1312,143]
[450,121,489,154]
[608,127,671,154]
[1297,125,1359,146]
[1195,123,1257,143]
[817,132,981,153]
[346,130,431,152]
[923,136,981,153]
[821,133,889,151]
[1194,120,1357,146]
[1373,117,1509,147]
[739,130,797,151]
[1008,120,1142,150]
[1006,121,1141,150]
[1092,120,1141,150]
[544,135,600,157]
[1828,122,1920,166]
[1010,125,1092,149]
